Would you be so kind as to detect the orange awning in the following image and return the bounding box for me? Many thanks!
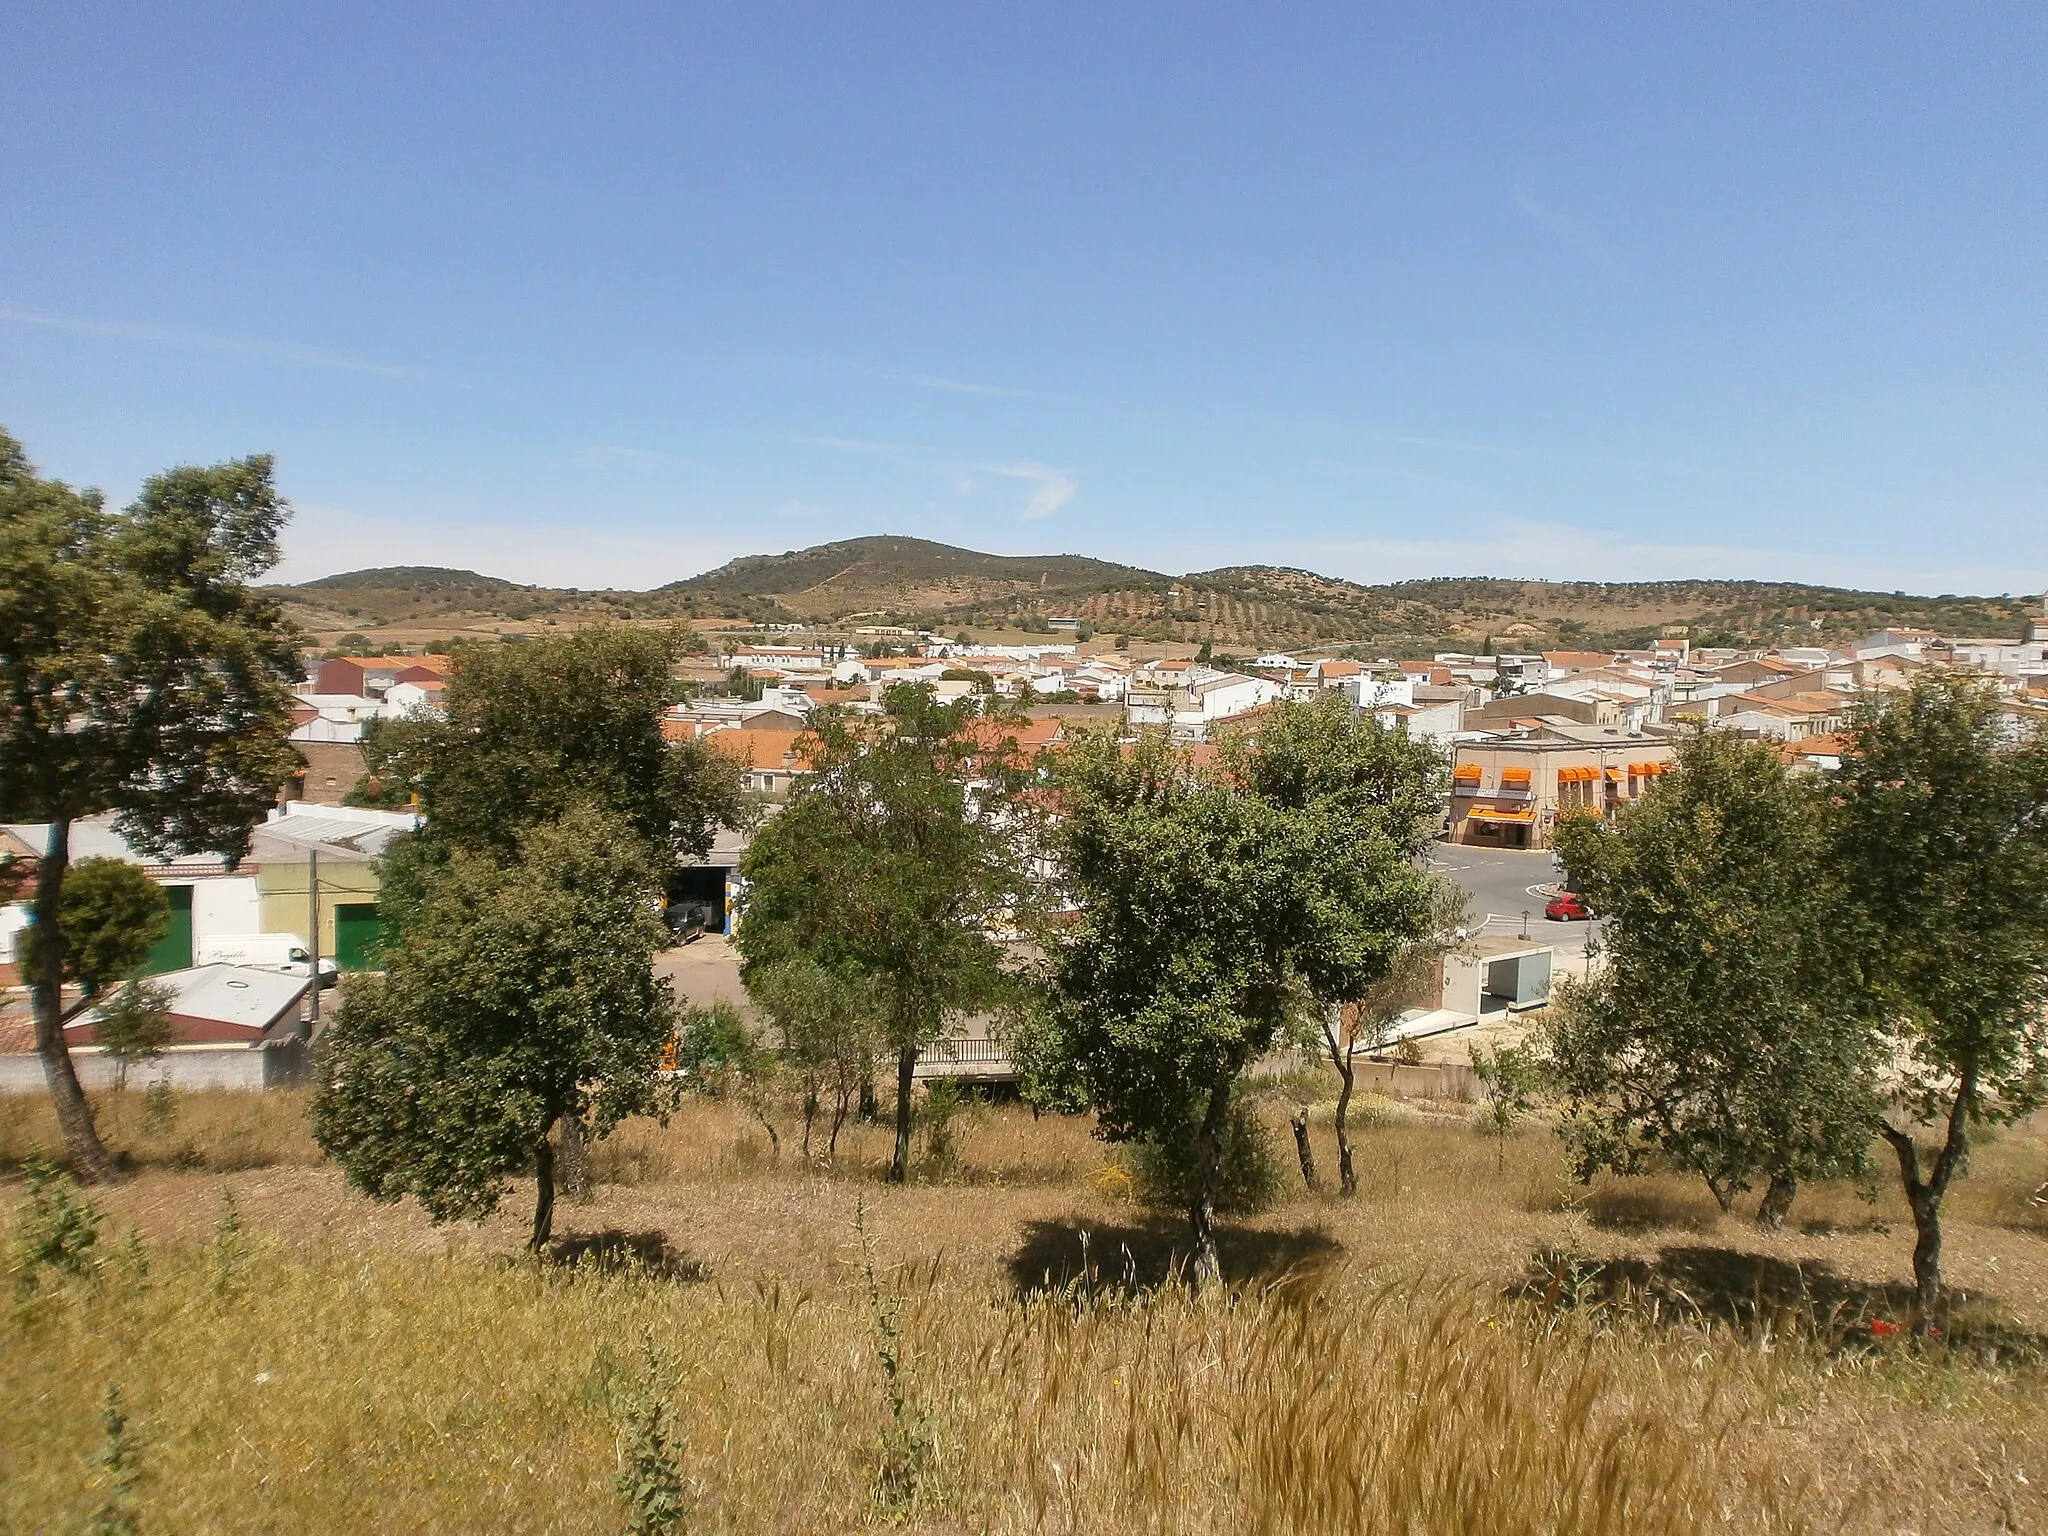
[1452,764,1481,781]
[1604,768,1625,781]
[1466,808,1537,824]
[1500,767,1533,784]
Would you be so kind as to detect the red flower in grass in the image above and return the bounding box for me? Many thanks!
[1868,1318,1901,1338]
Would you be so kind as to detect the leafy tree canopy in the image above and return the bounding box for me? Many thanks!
[56,859,171,998]
[736,685,1037,1179]
[312,805,678,1247]
[1547,728,1878,1223]
[1038,698,1444,1279]
[361,626,747,873]
[0,427,303,1181]
[1833,673,2048,1315]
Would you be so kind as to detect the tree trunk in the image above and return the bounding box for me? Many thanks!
[1881,1068,1974,1330]
[1322,1008,1358,1197]
[1756,1172,1797,1232]
[531,1131,556,1253]
[1705,1175,1737,1214]
[859,1065,879,1121]
[30,819,119,1185]
[829,1078,850,1163]
[1333,1056,1357,1197]
[1289,1106,1319,1191]
[801,1084,819,1161]
[750,1098,781,1161]
[1187,1081,1232,1290]
[557,1111,592,1201]
[887,1045,917,1183]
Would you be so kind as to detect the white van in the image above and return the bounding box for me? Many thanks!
[194,934,340,988]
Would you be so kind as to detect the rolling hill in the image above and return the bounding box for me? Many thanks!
[266,536,2040,652]
[662,536,1157,616]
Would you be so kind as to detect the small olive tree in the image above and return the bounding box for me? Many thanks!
[737,687,1034,1182]
[1041,702,1441,1286]
[314,805,677,1250]
[1833,674,2048,1318]
[57,859,171,1004]
[746,958,882,1163]
[92,980,175,1091]
[1546,728,1878,1229]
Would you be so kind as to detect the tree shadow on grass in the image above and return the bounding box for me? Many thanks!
[1580,1185,1724,1236]
[1009,1215,1341,1299]
[1515,1242,2045,1365]
[545,1228,710,1282]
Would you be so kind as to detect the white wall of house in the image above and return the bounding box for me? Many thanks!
[1400,699,1464,744]
[191,876,264,942]
[383,680,444,715]
[1342,676,1415,710]
[1197,675,1281,719]
[0,904,30,967]
[1715,709,1799,740]
[0,1042,311,1093]
[289,716,366,743]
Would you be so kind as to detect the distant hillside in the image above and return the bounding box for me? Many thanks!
[665,536,1160,616]
[268,538,2040,651]
[296,566,530,593]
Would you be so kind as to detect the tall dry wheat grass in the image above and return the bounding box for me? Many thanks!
[3,1088,2044,1531]
[1,1214,1832,1536]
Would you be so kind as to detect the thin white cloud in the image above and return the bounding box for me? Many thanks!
[579,445,672,465]
[982,461,1078,521]
[0,303,438,381]
[883,371,1041,398]
[877,369,1109,407]
[785,434,1078,520]
[1511,177,1633,285]
[784,434,927,456]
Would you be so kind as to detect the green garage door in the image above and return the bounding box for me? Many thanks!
[334,903,385,971]
[140,885,194,975]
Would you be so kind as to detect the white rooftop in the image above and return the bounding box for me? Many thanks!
[76,964,310,1039]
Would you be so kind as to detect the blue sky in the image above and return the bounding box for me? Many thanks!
[4,4,2044,593]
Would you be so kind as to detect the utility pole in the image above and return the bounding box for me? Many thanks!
[306,847,321,1037]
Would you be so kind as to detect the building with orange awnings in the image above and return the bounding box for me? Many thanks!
[1449,729,1677,849]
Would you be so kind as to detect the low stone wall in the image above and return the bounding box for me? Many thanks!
[0,1038,313,1093]
[1351,1060,1480,1103]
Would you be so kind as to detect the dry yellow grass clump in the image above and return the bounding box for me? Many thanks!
[8,1218,1816,1535]
[2,1087,2045,1532]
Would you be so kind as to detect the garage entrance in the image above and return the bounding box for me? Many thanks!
[667,866,732,936]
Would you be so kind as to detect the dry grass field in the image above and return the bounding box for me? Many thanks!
[3,1084,2045,1533]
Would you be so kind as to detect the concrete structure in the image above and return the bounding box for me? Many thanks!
[0,964,316,1093]
[289,740,371,806]
[1,803,412,984]
[313,655,449,699]
[1125,669,1282,739]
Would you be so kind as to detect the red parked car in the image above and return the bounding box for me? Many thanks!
[1545,892,1597,921]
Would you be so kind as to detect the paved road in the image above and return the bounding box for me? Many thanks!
[655,935,756,1019]
[1427,842,1602,957]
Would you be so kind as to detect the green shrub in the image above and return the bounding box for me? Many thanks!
[1132,1095,1282,1217]
[11,1160,103,1296]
